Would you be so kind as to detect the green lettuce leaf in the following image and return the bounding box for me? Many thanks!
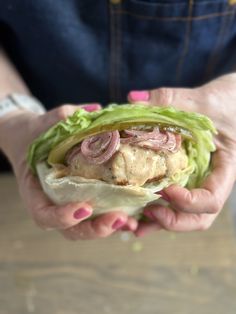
[27,104,216,188]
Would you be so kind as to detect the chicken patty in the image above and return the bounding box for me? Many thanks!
[68,143,188,186]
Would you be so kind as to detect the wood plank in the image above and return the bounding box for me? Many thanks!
[0,174,236,314]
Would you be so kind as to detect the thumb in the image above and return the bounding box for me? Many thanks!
[38,103,102,132]
[128,88,199,113]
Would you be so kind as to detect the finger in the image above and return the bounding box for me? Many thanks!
[40,103,101,129]
[21,172,93,230]
[144,206,217,232]
[79,103,102,112]
[128,88,199,112]
[134,221,162,237]
[159,150,236,214]
[120,217,138,231]
[61,211,128,240]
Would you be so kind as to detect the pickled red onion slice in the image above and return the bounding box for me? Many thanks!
[81,130,120,164]
[121,128,181,152]
[65,144,81,165]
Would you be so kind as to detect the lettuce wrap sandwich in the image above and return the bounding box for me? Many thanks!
[27,104,216,217]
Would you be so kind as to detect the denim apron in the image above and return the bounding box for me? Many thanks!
[0,0,236,106]
[110,0,236,101]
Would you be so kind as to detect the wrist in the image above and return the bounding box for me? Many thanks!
[0,110,36,157]
[0,93,46,154]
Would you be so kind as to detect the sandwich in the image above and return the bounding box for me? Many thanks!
[27,104,216,217]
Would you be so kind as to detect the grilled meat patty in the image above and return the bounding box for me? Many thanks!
[68,143,188,186]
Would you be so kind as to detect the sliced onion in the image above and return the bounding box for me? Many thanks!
[81,133,114,158]
[66,144,81,165]
[171,133,182,153]
[124,127,160,140]
[81,130,120,164]
[161,132,177,151]
[121,127,182,153]
[136,132,181,152]
[121,127,161,144]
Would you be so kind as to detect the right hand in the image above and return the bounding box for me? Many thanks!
[0,104,137,239]
[128,74,236,236]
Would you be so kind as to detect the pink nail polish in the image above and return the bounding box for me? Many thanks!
[112,219,126,230]
[129,91,150,102]
[81,104,101,112]
[73,208,91,220]
[159,191,171,202]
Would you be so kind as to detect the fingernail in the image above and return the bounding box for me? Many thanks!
[73,208,91,220]
[159,190,171,202]
[81,104,101,112]
[129,91,150,102]
[112,219,126,230]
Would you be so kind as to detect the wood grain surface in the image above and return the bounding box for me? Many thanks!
[0,174,236,314]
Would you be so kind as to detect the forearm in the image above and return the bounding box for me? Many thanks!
[0,48,30,100]
[0,49,32,159]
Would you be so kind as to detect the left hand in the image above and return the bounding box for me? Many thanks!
[0,103,137,240]
[127,73,236,236]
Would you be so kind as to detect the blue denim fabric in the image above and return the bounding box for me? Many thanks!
[0,0,236,108]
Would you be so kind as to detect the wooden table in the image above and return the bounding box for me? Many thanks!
[0,174,236,314]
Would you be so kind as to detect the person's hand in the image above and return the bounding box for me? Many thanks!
[0,103,137,239]
[128,73,236,236]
